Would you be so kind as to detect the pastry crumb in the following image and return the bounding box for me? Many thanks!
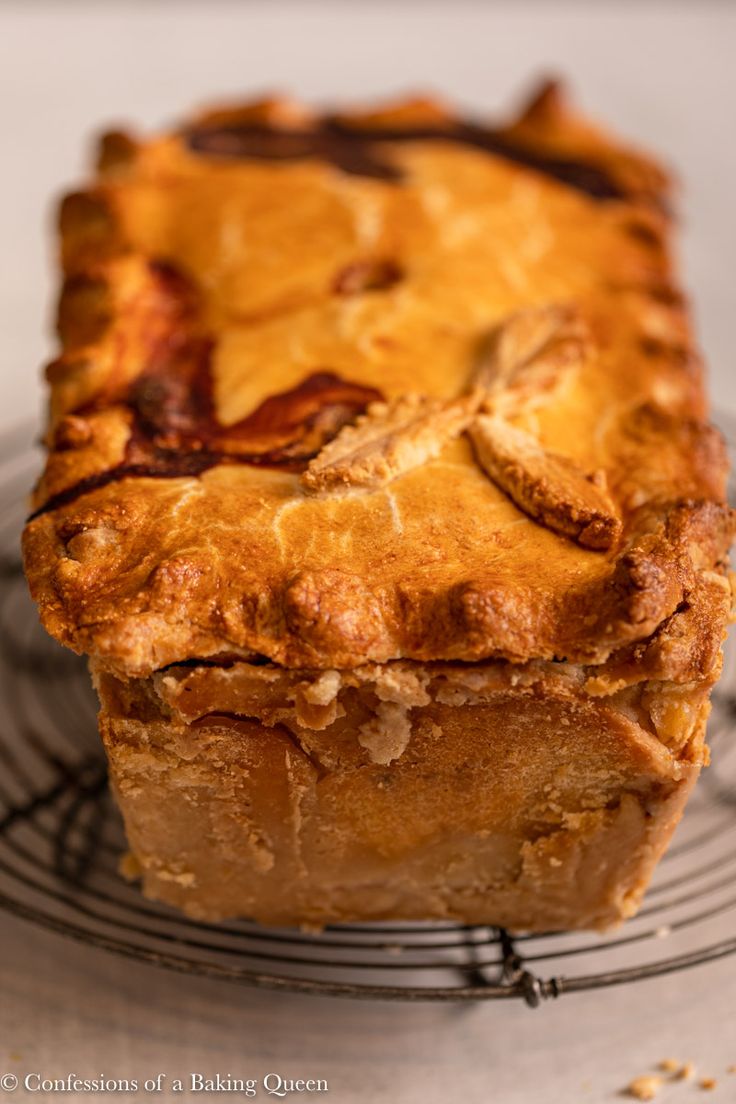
[676,1062,695,1081]
[699,1077,716,1091]
[625,1074,662,1100]
[658,1059,679,1074]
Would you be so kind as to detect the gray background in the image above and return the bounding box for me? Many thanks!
[1,2,735,1101]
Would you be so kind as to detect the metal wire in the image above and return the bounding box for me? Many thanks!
[1,421,735,1005]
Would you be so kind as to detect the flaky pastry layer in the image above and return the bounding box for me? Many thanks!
[95,583,722,927]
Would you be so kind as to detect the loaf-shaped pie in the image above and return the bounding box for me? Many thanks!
[23,81,734,929]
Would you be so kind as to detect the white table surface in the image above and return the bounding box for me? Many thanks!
[1,3,735,1101]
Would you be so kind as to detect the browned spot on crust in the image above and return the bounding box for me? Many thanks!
[333,258,404,295]
[32,261,384,518]
[57,274,113,348]
[96,130,140,175]
[283,569,386,657]
[59,191,123,271]
[187,116,629,200]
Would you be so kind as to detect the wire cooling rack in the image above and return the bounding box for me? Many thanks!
[1,421,735,1005]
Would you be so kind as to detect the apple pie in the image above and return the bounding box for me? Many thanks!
[23,81,734,929]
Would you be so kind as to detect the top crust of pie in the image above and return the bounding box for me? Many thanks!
[22,81,733,676]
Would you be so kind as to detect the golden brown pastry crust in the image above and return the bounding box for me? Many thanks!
[22,81,733,683]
